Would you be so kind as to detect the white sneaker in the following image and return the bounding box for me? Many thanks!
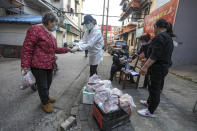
[140,100,148,107]
[137,109,156,118]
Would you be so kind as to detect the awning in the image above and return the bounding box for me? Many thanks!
[0,14,42,24]
[119,24,136,35]
[119,28,136,36]
[65,23,81,36]
[65,19,81,36]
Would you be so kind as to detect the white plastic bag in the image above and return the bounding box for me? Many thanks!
[97,95,120,114]
[94,88,111,105]
[103,103,119,113]
[99,80,112,88]
[86,79,112,92]
[119,94,136,115]
[94,88,120,113]
[102,94,120,113]
[111,88,123,97]
[94,81,112,92]
[20,71,36,90]
[85,83,104,92]
[88,74,100,84]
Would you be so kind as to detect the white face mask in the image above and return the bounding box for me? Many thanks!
[85,24,92,30]
[51,25,58,32]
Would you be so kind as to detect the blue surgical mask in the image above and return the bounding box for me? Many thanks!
[85,24,92,30]
[51,25,58,32]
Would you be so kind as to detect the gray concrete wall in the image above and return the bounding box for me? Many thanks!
[0,23,30,46]
[172,0,197,66]
[0,8,6,16]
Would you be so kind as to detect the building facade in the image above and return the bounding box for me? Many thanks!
[119,0,152,54]
[100,25,121,44]
[119,0,197,66]
[0,0,85,57]
[170,0,197,66]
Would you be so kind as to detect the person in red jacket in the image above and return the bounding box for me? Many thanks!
[21,12,71,113]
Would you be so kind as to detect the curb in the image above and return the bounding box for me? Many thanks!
[33,65,88,131]
[169,71,197,84]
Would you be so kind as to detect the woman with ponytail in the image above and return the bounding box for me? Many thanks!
[138,19,175,117]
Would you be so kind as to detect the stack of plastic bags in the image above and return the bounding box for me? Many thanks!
[84,74,112,93]
[85,75,136,115]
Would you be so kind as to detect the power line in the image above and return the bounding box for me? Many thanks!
[82,13,120,18]
[61,11,121,18]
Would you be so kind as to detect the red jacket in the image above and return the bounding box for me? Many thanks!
[21,25,67,69]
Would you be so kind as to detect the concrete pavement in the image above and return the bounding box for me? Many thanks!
[0,52,197,131]
[70,52,197,131]
[0,52,89,131]
[170,64,197,83]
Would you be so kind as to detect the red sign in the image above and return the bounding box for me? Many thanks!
[102,25,111,31]
[144,0,179,37]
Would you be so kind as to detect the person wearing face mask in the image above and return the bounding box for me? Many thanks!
[109,45,129,81]
[130,33,151,61]
[20,12,71,113]
[134,34,151,89]
[138,19,175,118]
[71,15,104,76]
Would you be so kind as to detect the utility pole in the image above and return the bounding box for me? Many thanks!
[101,0,106,34]
[105,0,110,45]
[80,13,83,39]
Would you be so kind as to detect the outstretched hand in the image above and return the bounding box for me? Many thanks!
[70,46,79,53]
[67,48,74,53]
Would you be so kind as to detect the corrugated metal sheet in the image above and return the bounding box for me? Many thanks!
[0,14,42,24]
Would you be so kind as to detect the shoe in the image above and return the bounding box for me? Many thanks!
[137,109,156,118]
[42,103,54,113]
[140,100,148,107]
[49,97,56,103]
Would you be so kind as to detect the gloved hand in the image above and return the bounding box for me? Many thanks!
[71,45,79,53]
